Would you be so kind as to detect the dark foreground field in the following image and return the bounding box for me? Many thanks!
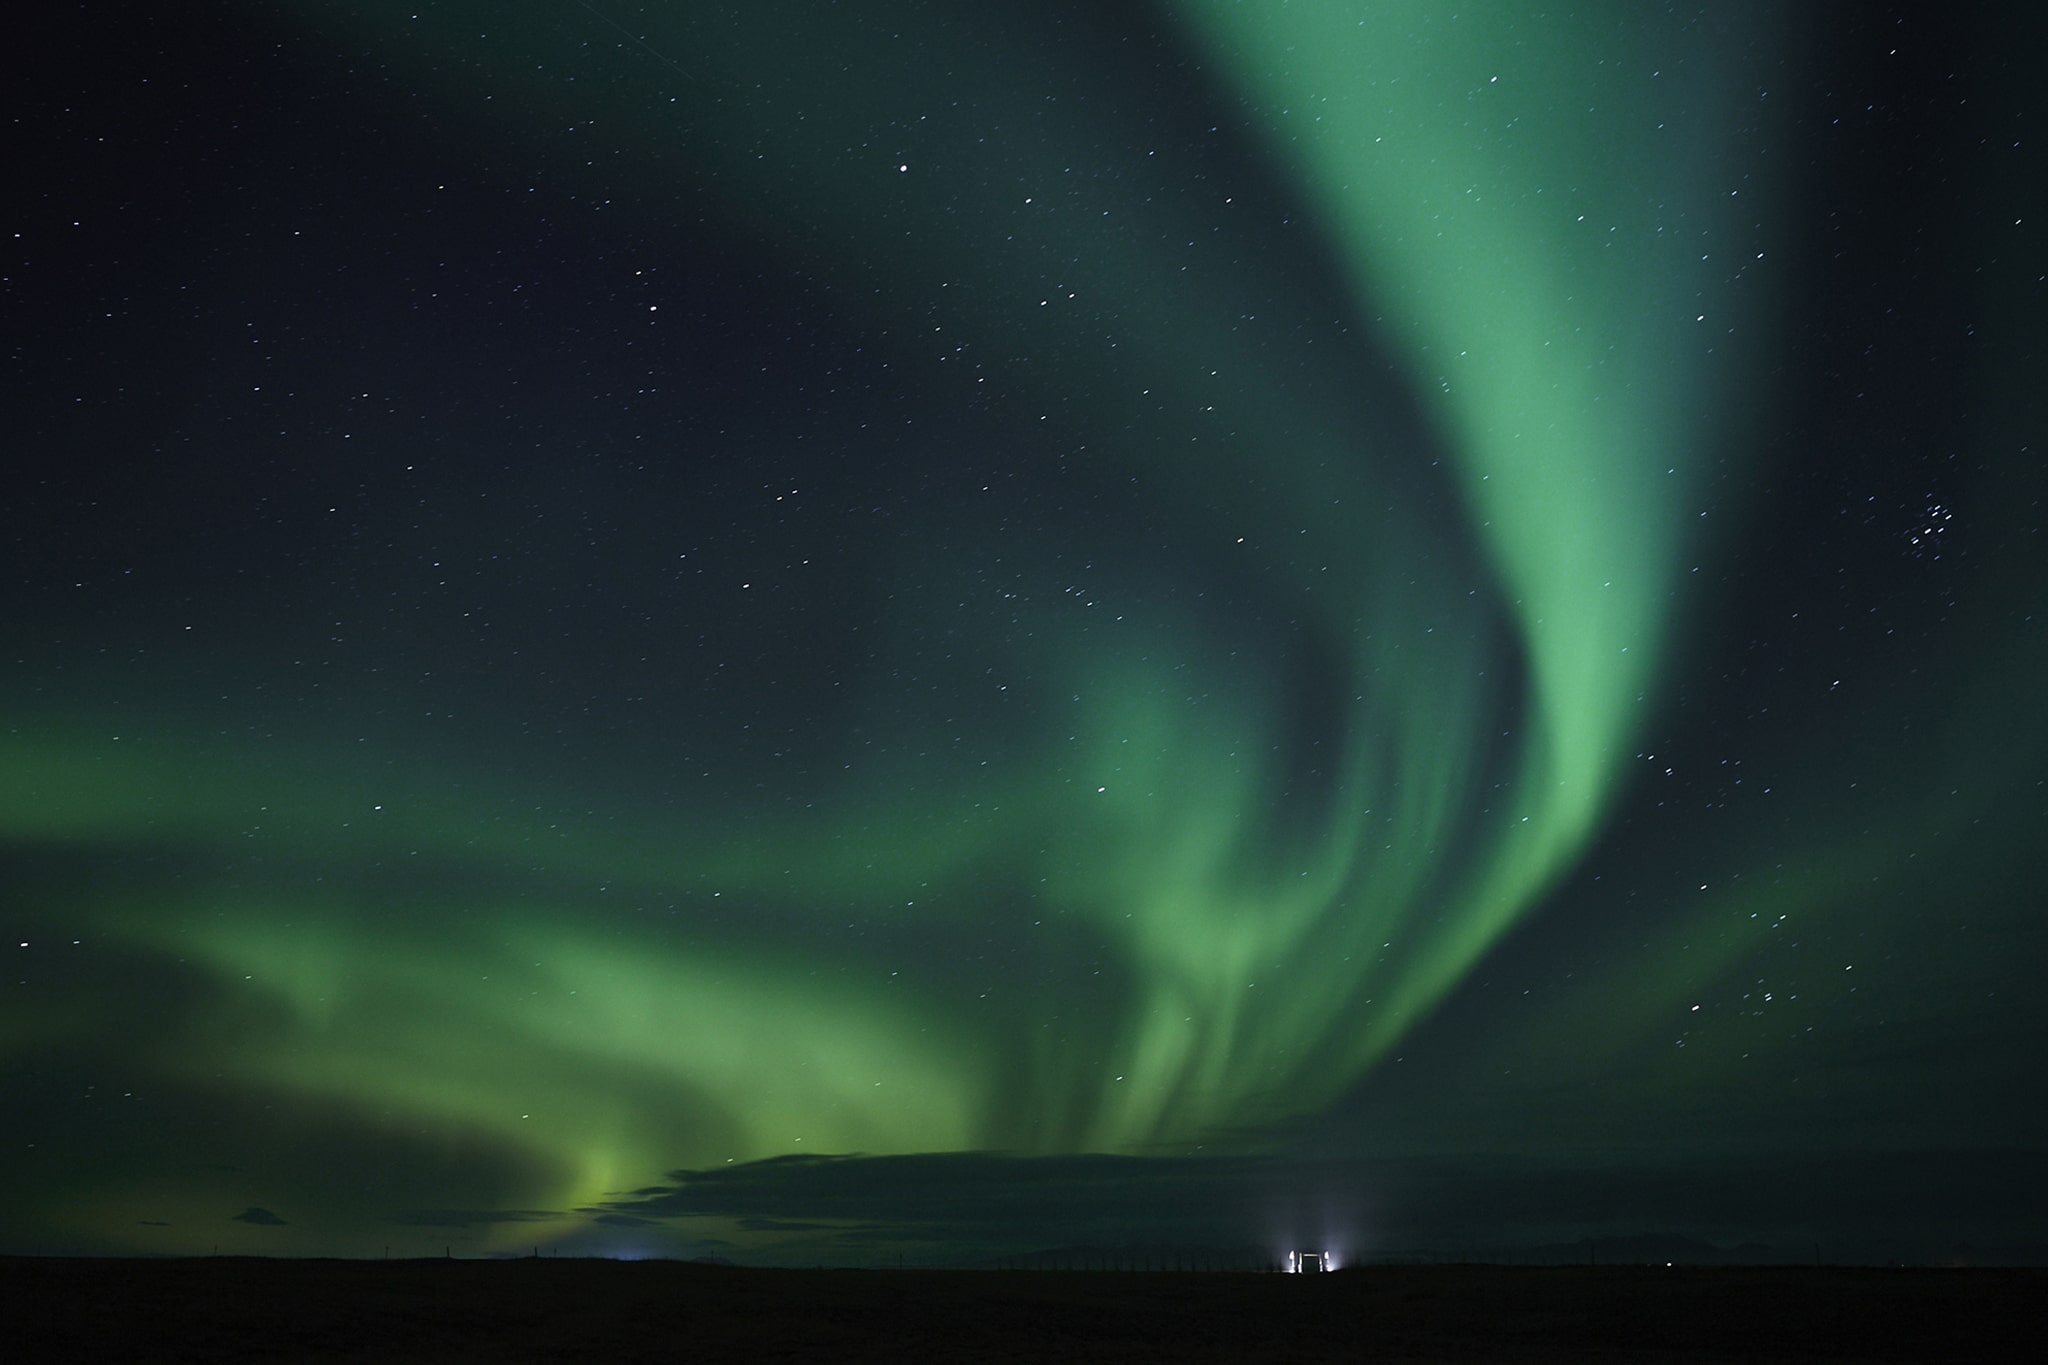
[2,1257,2038,1363]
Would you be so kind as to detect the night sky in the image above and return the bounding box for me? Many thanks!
[6,1,2043,1265]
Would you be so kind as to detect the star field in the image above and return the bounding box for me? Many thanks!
[2,0,2042,1264]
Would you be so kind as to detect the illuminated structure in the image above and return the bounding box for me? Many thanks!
[1286,1250,1333,1273]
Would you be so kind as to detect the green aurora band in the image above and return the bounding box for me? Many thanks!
[5,1,1805,1254]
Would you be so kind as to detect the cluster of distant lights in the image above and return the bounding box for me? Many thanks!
[1285,1250,1338,1273]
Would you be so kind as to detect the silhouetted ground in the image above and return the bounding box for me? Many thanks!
[2,1257,2038,1362]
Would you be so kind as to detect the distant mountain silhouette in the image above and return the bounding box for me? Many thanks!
[1435,1234,1783,1266]
[991,1243,1286,1272]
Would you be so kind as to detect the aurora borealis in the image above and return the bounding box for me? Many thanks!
[6,1,2043,1264]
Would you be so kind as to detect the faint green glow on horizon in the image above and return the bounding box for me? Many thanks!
[124,894,985,1210]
